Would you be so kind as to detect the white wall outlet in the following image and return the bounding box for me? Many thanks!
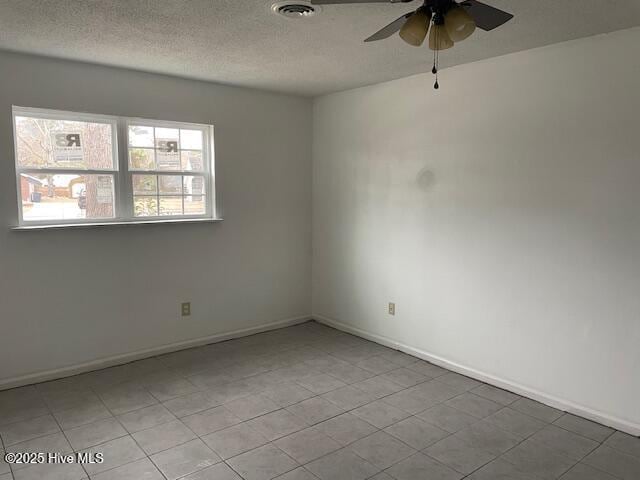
[388,302,396,316]
[181,302,191,317]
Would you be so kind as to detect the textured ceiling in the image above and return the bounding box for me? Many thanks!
[0,0,639,96]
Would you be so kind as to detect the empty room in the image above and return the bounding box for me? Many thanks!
[0,1,638,479]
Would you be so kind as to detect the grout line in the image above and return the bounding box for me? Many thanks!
[550,414,617,444]
[0,429,11,480]
[0,321,636,480]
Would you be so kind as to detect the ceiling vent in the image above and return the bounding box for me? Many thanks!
[272,1,319,18]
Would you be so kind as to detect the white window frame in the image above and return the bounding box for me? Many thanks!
[12,106,217,228]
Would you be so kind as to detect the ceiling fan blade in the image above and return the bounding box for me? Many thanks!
[310,1,413,4]
[461,0,513,31]
[364,12,413,42]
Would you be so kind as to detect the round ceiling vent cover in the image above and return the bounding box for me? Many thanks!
[272,1,320,18]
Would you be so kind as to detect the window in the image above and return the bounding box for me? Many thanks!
[127,122,208,218]
[12,107,215,227]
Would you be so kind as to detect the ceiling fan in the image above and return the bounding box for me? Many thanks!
[310,0,514,88]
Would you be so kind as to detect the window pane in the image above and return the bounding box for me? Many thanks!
[155,128,180,170]
[20,174,115,221]
[157,150,181,170]
[181,151,204,171]
[15,116,114,170]
[180,129,203,150]
[156,128,179,144]
[183,176,206,195]
[159,196,183,216]
[155,128,179,150]
[132,175,157,195]
[134,196,158,217]
[129,148,155,170]
[128,125,154,147]
[159,176,182,195]
[184,196,206,215]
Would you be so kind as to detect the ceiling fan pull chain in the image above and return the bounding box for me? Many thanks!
[433,27,440,89]
[432,47,438,75]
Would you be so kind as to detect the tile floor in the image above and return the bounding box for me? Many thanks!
[0,321,638,480]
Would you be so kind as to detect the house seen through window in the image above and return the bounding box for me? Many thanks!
[13,107,215,227]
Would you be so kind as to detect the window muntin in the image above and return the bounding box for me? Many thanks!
[13,107,214,227]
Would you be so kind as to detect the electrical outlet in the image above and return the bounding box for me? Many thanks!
[388,302,396,316]
[181,302,191,317]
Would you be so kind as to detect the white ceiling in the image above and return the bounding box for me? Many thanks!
[1,0,639,96]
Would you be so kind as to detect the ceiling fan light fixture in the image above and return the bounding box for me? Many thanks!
[398,9,431,47]
[428,23,454,51]
[444,6,476,42]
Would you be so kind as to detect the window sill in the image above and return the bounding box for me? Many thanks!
[11,218,223,231]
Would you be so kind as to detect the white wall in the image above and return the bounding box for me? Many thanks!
[0,51,312,386]
[312,27,640,434]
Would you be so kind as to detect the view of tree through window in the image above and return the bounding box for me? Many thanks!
[15,115,116,222]
[13,108,214,226]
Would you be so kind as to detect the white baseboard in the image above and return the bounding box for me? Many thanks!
[314,314,640,437]
[0,315,312,391]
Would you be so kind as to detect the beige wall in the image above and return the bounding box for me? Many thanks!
[0,51,312,385]
[312,27,640,434]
